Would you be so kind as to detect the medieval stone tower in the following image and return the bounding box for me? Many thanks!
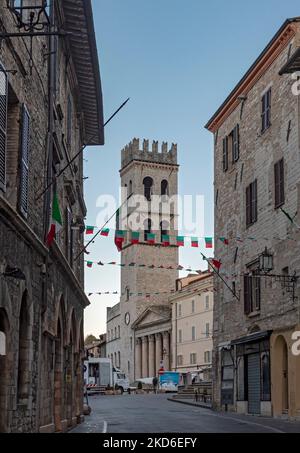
[119,138,179,382]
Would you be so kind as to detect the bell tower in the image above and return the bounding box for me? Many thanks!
[118,138,179,381]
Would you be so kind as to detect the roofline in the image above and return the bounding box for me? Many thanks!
[83,0,104,145]
[205,18,300,132]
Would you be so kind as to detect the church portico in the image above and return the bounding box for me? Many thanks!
[132,306,172,379]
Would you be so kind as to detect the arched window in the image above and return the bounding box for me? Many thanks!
[114,327,117,338]
[143,177,153,201]
[118,351,121,368]
[144,218,152,241]
[17,292,30,405]
[129,180,133,195]
[161,180,169,196]
[125,287,130,301]
[160,220,169,242]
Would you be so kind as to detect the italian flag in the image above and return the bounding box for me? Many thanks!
[176,236,184,247]
[100,228,110,237]
[212,259,222,271]
[191,237,199,248]
[131,231,140,244]
[147,233,156,244]
[87,261,93,268]
[46,192,62,247]
[220,237,229,245]
[205,237,213,249]
[162,234,170,246]
[86,226,94,235]
[115,230,125,252]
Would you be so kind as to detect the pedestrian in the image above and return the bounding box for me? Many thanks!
[152,376,158,394]
[194,388,198,403]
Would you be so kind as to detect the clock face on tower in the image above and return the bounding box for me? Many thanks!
[125,312,130,326]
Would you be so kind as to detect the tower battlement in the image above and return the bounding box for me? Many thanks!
[121,138,177,168]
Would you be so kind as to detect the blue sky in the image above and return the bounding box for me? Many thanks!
[84,0,300,337]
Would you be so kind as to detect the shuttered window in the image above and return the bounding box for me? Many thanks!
[0,66,8,191]
[274,158,284,208]
[262,88,271,133]
[223,137,228,172]
[244,274,261,315]
[246,180,257,227]
[19,105,30,217]
[66,207,73,267]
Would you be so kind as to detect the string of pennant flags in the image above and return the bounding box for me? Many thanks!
[87,287,214,298]
[85,260,220,272]
[84,226,299,247]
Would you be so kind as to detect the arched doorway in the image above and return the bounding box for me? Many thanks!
[274,336,289,415]
[54,319,63,431]
[0,308,10,432]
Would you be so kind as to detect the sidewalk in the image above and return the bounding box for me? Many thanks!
[69,412,107,433]
[168,397,212,410]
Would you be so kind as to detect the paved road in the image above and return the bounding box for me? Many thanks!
[71,393,300,433]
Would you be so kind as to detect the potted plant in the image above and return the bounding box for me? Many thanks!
[105,385,114,395]
[137,381,144,394]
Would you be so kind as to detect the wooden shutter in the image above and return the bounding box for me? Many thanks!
[254,276,261,311]
[252,180,257,223]
[274,159,284,208]
[266,88,271,128]
[223,137,228,172]
[0,66,8,191]
[244,275,251,315]
[19,105,30,217]
[246,185,251,226]
[233,125,240,162]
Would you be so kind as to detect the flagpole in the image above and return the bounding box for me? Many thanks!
[74,193,133,262]
[35,98,130,202]
[201,253,240,301]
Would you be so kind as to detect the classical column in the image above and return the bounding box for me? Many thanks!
[155,333,162,374]
[135,338,142,379]
[142,336,148,378]
[148,335,155,377]
[163,331,170,370]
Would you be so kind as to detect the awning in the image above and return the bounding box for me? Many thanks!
[279,47,300,74]
[231,330,272,346]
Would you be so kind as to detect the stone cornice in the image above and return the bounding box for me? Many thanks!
[120,159,179,177]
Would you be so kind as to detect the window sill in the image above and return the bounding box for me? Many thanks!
[247,311,261,318]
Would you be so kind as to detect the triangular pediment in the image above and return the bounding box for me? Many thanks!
[132,305,171,330]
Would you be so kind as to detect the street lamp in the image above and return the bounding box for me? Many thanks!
[259,247,273,274]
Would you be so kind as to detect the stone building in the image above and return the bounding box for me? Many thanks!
[106,139,179,382]
[0,1,104,432]
[106,303,121,368]
[205,18,300,418]
[85,334,107,359]
[170,272,214,383]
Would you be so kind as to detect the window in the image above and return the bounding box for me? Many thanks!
[178,304,182,317]
[274,158,284,208]
[126,287,130,301]
[204,351,211,363]
[67,94,72,145]
[205,323,210,338]
[246,180,258,226]
[244,274,261,314]
[222,137,228,172]
[118,326,120,338]
[160,220,169,242]
[19,104,30,217]
[118,351,121,368]
[191,300,195,313]
[261,352,271,401]
[177,355,183,366]
[192,326,196,341]
[129,180,133,195]
[161,180,168,196]
[232,124,240,163]
[128,361,130,373]
[261,88,271,133]
[205,295,209,310]
[114,327,117,338]
[130,337,133,351]
[144,218,152,241]
[178,330,182,344]
[143,177,153,201]
[0,65,8,191]
[190,353,197,365]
